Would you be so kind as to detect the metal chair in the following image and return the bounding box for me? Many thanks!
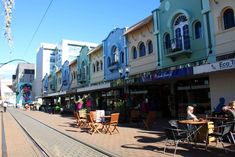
[163,127,188,157]
[229,132,235,144]
[168,120,189,137]
[205,122,233,152]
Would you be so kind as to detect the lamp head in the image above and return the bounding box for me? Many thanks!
[118,68,123,75]
[125,67,129,75]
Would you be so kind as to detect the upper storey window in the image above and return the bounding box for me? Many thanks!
[111,45,119,63]
[93,63,95,73]
[173,14,190,50]
[195,21,202,39]
[164,33,171,50]
[100,60,103,70]
[81,61,86,80]
[223,8,235,30]
[96,61,100,72]
[132,47,137,59]
[139,42,146,57]
[147,40,153,54]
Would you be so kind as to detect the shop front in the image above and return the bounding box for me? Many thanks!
[126,67,195,118]
[194,58,235,112]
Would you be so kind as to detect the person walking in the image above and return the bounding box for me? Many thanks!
[3,101,7,112]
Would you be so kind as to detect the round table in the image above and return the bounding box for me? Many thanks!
[178,119,208,125]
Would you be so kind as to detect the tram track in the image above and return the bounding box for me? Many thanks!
[8,109,118,157]
[8,110,50,157]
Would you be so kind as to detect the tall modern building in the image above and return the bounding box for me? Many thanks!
[34,43,57,100]
[34,40,98,100]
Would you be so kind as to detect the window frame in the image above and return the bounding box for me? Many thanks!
[132,46,137,59]
[139,42,146,57]
[194,21,202,39]
[223,8,235,30]
[147,40,153,54]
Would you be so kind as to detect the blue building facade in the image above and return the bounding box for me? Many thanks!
[103,28,128,81]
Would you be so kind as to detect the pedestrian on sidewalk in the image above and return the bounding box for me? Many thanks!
[3,101,7,112]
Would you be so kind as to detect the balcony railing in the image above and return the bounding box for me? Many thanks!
[108,61,119,71]
[164,35,192,61]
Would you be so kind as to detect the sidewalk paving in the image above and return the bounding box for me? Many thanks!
[1,109,43,157]
[3,108,235,157]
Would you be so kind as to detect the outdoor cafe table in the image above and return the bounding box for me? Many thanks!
[100,115,111,134]
[178,119,209,145]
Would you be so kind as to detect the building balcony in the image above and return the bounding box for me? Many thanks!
[164,36,192,61]
[108,62,119,71]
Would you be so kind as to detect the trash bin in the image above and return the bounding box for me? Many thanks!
[4,107,6,112]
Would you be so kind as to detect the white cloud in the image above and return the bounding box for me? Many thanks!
[0,64,17,79]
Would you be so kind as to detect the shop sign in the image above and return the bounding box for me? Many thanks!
[47,91,66,97]
[66,88,77,94]
[141,67,193,82]
[193,58,235,74]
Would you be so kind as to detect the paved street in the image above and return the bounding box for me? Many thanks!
[1,108,235,157]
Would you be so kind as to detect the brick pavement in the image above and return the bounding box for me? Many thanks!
[20,109,235,157]
[2,108,235,157]
[9,109,112,157]
[2,109,43,157]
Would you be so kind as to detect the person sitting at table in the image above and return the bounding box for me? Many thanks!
[187,105,198,121]
[223,101,235,133]
[222,101,235,121]
[186,105,200,136]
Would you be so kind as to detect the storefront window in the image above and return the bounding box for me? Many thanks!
[176,77,210,116]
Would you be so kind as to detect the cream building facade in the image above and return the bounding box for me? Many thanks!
[124,15,156,76]
[69,59,78,89]
[88,45,104,85]
[194,0,235,109]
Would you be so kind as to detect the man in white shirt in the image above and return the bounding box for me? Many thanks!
[187,105,198,121]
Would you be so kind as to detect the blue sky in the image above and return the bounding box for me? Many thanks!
[0,0,160,79]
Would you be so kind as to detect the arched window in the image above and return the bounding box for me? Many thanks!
[96,61,100,72]
[132,47,137,59]
[100,60,103,70]
[139,42,146,57]
[81,61,86,80]
[111,45,119,63]
[73,71,77,79]
[195,21,202,39]
[223,8,235,30]
[107,57,111,66]
[164,33,171,50]
[120,51,124,63]
[173,14,190,50]
[148,40,153,54]
[93,64,95,73]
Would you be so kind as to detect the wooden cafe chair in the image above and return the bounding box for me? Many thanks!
[104,113,120,135]
[88,111,103,135]
[73,111,86,128]
[143,111,157,130]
